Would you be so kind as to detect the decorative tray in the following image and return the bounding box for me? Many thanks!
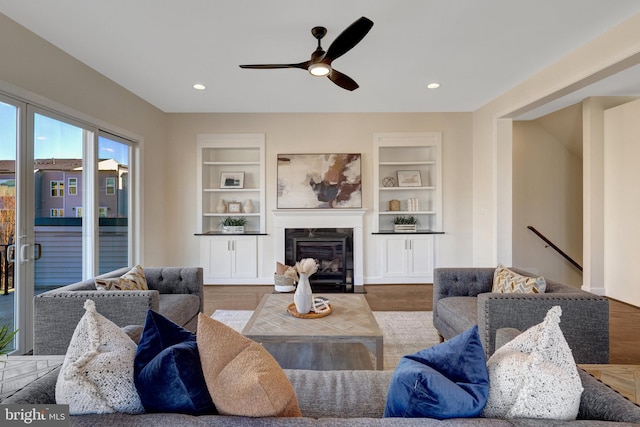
[287,302,333,319]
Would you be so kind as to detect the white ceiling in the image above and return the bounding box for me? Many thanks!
[2,0,640,117]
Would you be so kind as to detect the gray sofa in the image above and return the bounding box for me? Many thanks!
[432,267,610,364]
[33,266,203,355]
[3,364,640,425]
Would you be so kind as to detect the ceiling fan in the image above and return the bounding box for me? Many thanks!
[239,16,374,91]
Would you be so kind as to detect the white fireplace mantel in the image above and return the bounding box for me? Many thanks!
[273,209,366,288]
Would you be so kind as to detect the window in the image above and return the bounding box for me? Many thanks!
[50,180,64,197]
[98,134,130,274]
[75,207,82,217]
[106,177,116,195]
[68,177,77,195]
[50,208,64,217]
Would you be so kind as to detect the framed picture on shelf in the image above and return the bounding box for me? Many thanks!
[397,170,422,187]
[220,172,245,189]
[227,201,242,213]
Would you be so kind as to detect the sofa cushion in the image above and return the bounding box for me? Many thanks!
[55,299,144,415]
[492,264,546,294]
[436,296,477,333]
[483,306,583,420]
[159,294,200,326]
[134,310,216,415]
[384,325,489,419]
[286,369,394,419]
[95,265,148,291]
[196,313,302,418]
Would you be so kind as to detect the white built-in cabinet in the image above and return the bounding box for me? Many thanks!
[372,133,442,283]
[381,234,435,279]
[200,236,258,280]
[196,134,265,284]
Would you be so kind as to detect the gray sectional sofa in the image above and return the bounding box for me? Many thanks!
[4,364,640,425]
[12,265,636,425]
[432,267,610,363]
[33,266,203,355]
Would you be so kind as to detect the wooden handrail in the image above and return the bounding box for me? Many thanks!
[526,226,583,272]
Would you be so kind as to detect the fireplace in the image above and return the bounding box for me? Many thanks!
[285,228,353,292]
[273,209,365,292]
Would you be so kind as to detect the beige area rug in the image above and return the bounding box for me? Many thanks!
[211,310,439,371]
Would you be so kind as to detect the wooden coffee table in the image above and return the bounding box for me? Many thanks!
[242,293,383,370]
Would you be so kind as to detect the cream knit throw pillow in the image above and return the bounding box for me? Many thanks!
[483,306,583,420]
[56,300,144,415]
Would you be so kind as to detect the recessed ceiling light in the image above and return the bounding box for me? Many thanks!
[427,83,440,89]
[193,83,206,90]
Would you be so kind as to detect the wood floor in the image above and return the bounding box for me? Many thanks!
[204,284,640,403]
[204,283,640,364]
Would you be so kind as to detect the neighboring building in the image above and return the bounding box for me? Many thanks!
[0,158,128,219]
[0,158,129,286]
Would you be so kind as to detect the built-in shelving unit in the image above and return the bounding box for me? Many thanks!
[371,132,442,283]
[373,132,442,233]
[196,134,265,284]
[196,134,265,234]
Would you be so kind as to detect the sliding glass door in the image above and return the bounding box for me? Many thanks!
[32,111,87,290]
[97,133,130,274]
[0,96,20,354]
[0,95,136,355]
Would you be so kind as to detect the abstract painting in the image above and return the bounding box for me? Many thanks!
[277,153,362,208]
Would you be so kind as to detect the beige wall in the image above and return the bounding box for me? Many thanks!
[604,98,640,306]
[5,8,640,291]
[1,12,475,279]
[165,113,474,279]
[512,121,583,286]
[473,12,640,293]
[0,13,168,265]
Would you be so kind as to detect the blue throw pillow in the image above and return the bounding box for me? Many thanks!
[134,310,216,415]
[384,325,489,419]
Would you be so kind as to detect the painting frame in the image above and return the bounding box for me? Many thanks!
[220,171,245,189]
[277,153,362,209]
[397,170,422,187]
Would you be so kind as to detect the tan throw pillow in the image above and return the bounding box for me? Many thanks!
[492,264,546,294]
[95,265,148,291]
[196,313,302,418]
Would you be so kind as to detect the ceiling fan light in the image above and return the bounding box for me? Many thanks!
[309,63,331,77]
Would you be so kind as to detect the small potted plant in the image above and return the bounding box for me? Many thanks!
[393,215,418,232]
[220,216,247,233]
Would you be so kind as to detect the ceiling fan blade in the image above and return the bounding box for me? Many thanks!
[324,17,373,63]
[328,69,359,91]
[239,61,309,70]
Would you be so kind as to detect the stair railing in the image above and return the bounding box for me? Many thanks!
[526,225,583,272]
